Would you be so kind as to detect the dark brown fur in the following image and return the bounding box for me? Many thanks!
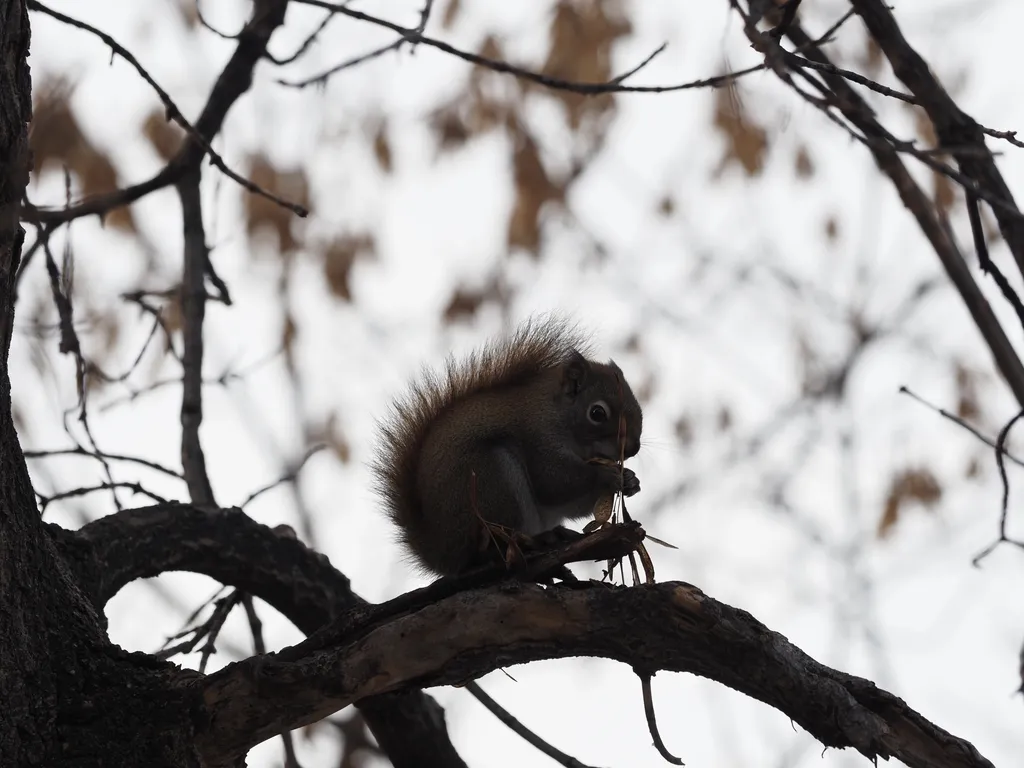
[372,318,642,575]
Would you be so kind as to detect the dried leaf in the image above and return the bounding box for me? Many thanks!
[177,0,199,28]
[539,0,631,129]
[878,467,943,539]
[282,312,298,370]
[143,109,184,161]
[824,216,839,241]
[716,405,732,432]
[955,363,980,422]
[794,145,814,178]
[311,411,351,464]
[857,38,885,78]
[645,534,678,550]
[934,171,955,214]
[430,104,472,152]
[322,233,375,302]
[592,493,614,527]
[371,120,392,173]
[637,541,655,584]
[965,455,981,480]
[442,0,462,30]
[30,78,135,232]
[508,132,566,255]
[443,277,507,324]
[245,154,310,254]
[674,416,694,448]
[712,80,768,177]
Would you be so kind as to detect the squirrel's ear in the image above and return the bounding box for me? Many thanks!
[562,350,589,397]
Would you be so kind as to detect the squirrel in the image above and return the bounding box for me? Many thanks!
[372,318,643,576]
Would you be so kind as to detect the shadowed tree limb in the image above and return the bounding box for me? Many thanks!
[849,0,1024,282]
[728,1,1024,409]
[195,579,993,768]
[67,504,467,768]
[68,505,992,768]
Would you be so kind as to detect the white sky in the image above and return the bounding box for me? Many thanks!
[14,1,1024,766]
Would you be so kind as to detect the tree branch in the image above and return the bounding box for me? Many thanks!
[849,0,1024,283]
[69,504,467,768]
[177,169,216,506]
[194,579,995,768]
[736,6,1024,409]
[23,0,305,226]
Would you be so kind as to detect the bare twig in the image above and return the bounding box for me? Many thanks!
[849,0,1024,282]
[286,1,749,94]
[198,591,244,673]
[24,0,304,226]
[637,670,684,765]
[972,409,1024,566]
[240,444,325,507]
[27,1,306,220]
[899,387,1024,469]
[37,481,170,511]
[981,126,1024,150]
[465,681,601,768]
[266,9,333,65]
[24,445,186,480]
[765,14,1024,409]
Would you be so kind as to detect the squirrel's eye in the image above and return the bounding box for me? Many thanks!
[588,401,610,424]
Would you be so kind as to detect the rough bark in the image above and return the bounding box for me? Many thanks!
[69,505,993,768]
[0,5,464,767]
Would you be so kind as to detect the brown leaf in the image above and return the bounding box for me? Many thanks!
[311,412,351,465]
[371,120,392,173]
[965,455,981,480]
[955,363,981,422]
[716,405,732,433]
[824,216,839,241]
[30,78,135,232]
[857,38,885,78]
[282,311,298,370]
[176,0,199,28]
[713,81,768,177]
[539,0,631,129]
[322,233,375,302]
[878,467,942,539]
[794,145,814,178]
[143,109,184,162]
[443,277,508,324]
[934,171,955,215]
[658,196,675,216]
[508,132,566,254]
[441,0,462,30]
[245,154,311,254]
[429,50,511,154]
[674,416,694,448]
[430,103,472,152]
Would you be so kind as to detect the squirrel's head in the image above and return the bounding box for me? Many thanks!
[558,350,643,462]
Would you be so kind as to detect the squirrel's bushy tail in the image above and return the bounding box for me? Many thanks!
[371,316,588,563]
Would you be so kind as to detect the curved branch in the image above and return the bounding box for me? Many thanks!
[194,579,994,768]
[70,504,466,768]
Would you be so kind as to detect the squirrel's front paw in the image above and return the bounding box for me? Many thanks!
[620,467,640,497]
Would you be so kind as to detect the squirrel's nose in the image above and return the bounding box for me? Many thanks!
[623,437,640,458]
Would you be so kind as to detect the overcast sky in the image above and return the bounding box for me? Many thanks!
[16,1,1024,766]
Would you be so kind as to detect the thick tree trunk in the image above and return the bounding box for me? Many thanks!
[0,4,198,766]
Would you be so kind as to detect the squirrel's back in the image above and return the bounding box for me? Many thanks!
[372,317,588,556]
